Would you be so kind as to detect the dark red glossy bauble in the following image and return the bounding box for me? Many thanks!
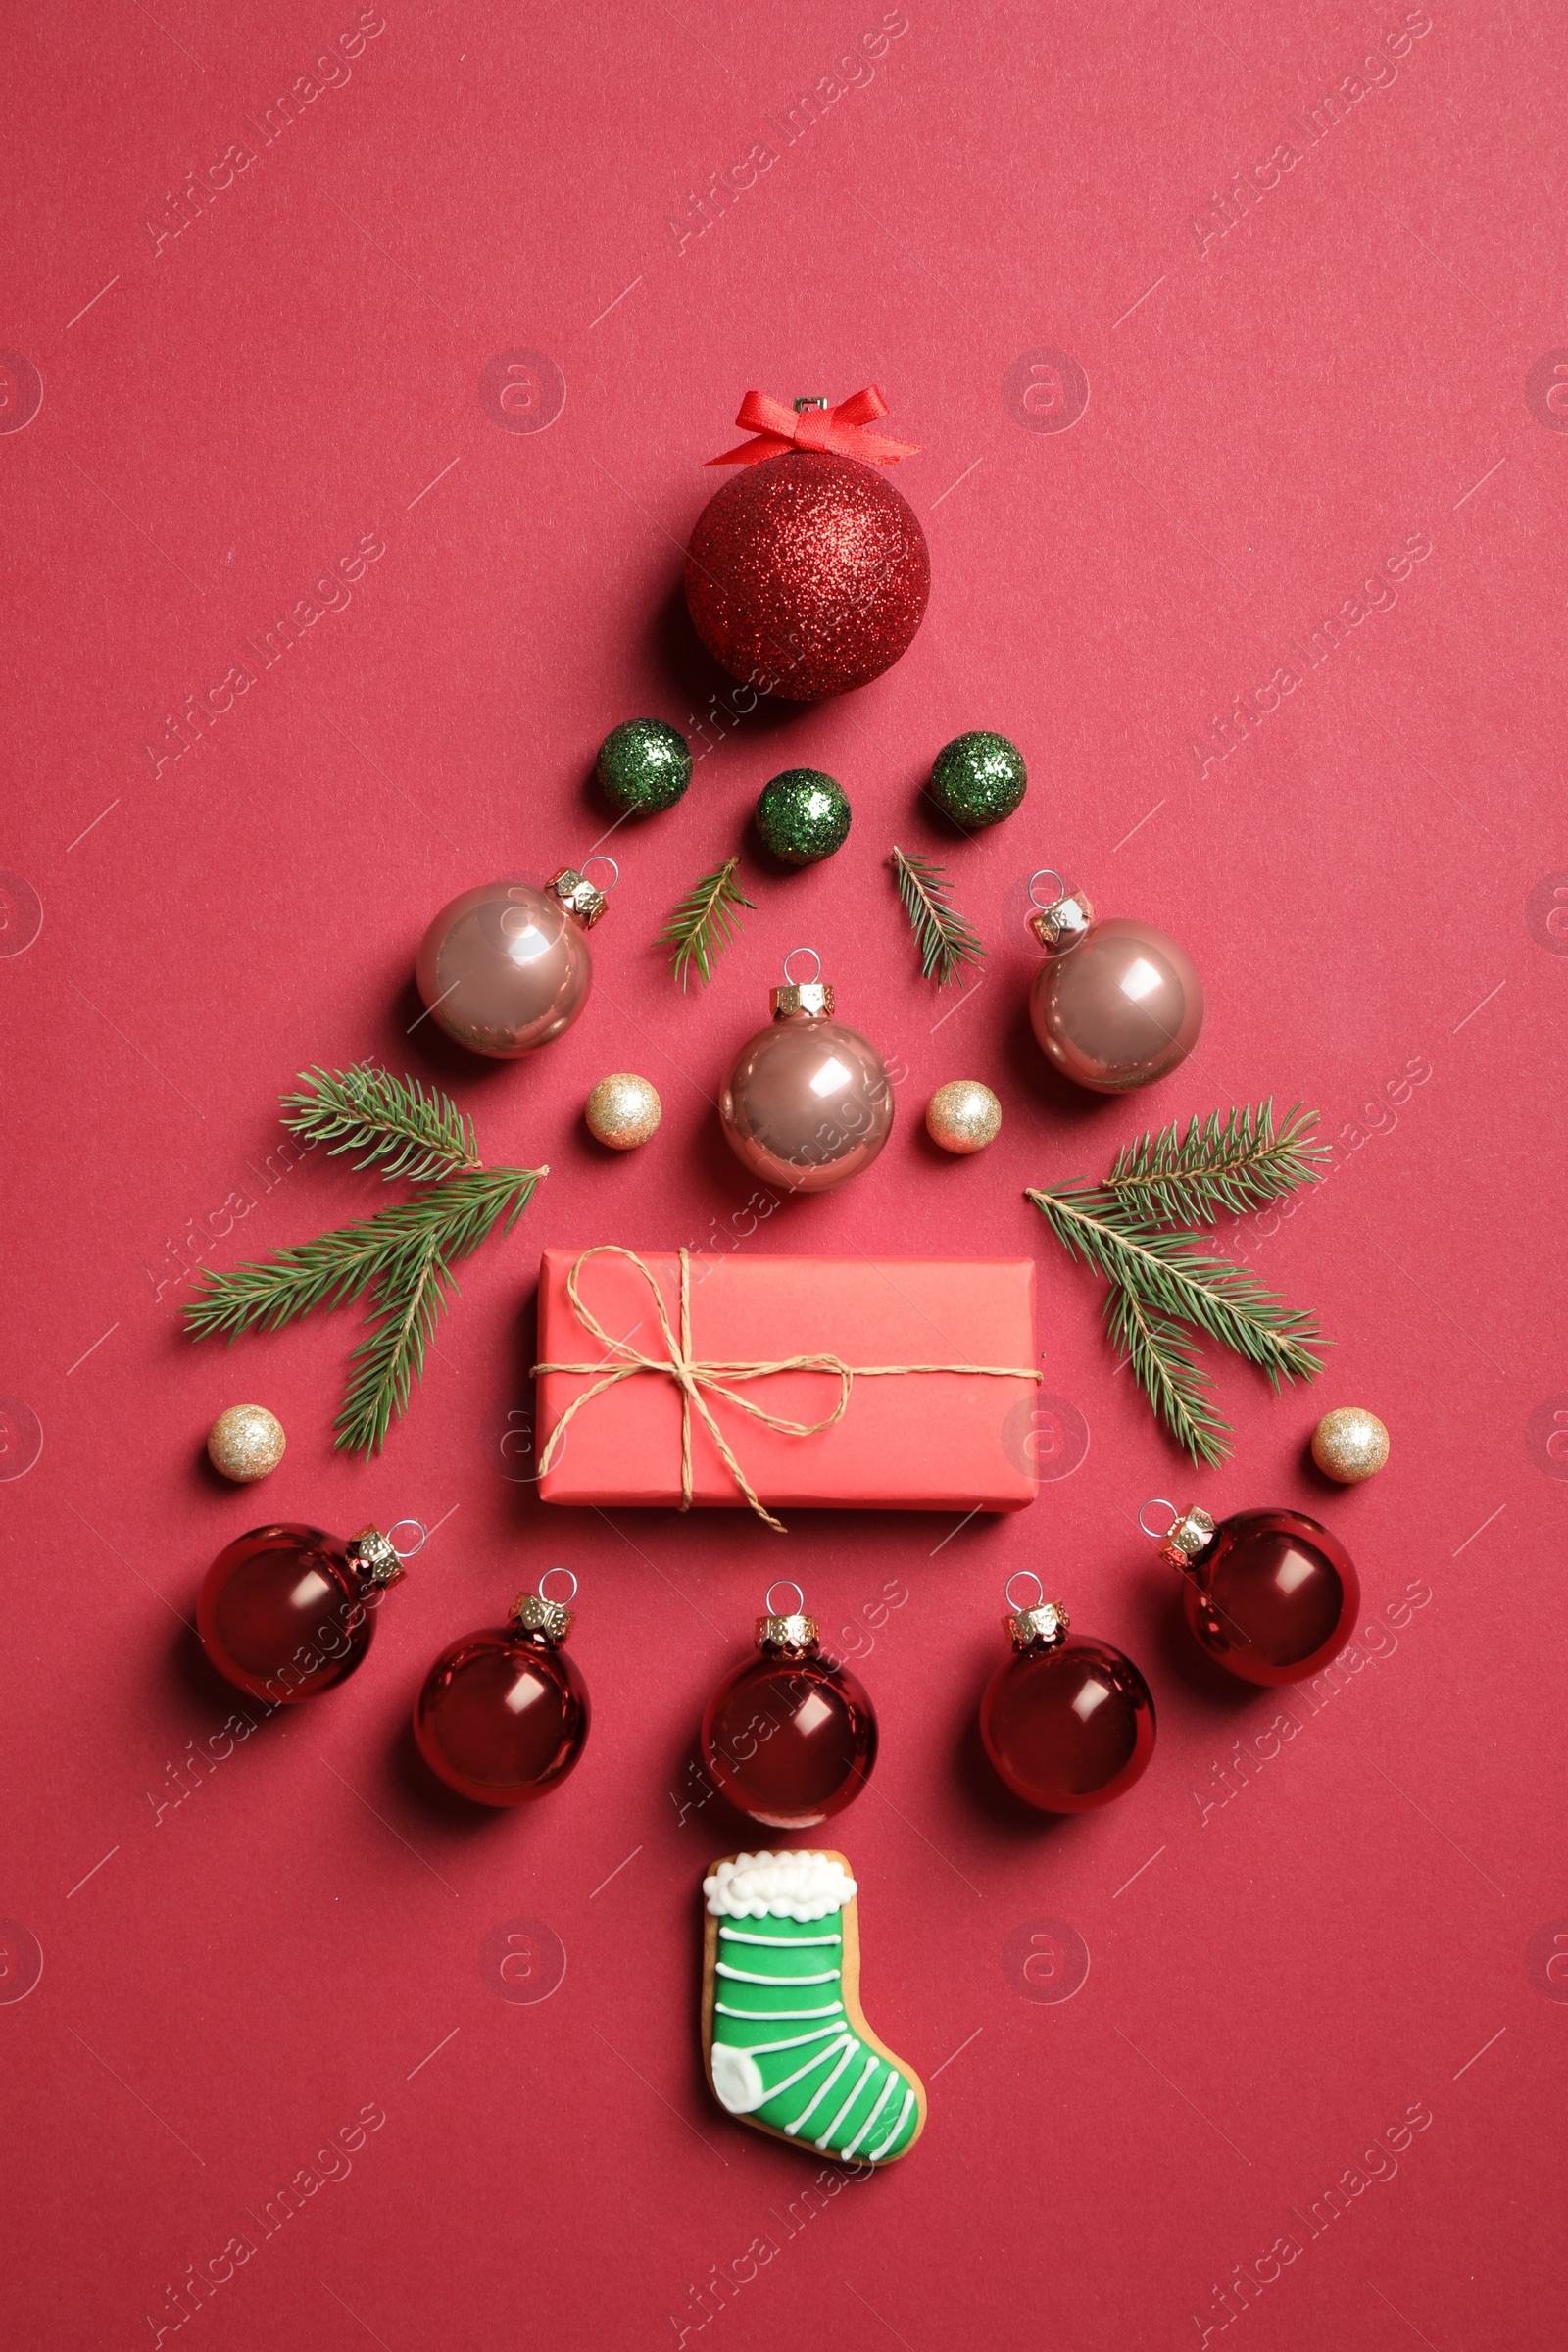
[702,1644,877,1829]
[685,451,929,700]
[981,1629,1156,1812]
[414,1627,590,1806]
[1175,1508,1359,1686]
[198,1523,400,1704]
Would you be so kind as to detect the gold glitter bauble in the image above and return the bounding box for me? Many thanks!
[1311,1406,1389,1484]
[207,1404,286,1483]
[925,1080,1002,1154]
[585,1072,662,1151]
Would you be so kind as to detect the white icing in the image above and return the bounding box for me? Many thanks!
[715,1960,840,1984]
[787,2039,858,2134]
[817,2051,879,2150]
[842,2066,899,2160]
[869,2086,916,2160]
[710,2044,767,2114]
[718,1928,842,1947]
[714,2000,844,2021]
[704,1851,857,1922]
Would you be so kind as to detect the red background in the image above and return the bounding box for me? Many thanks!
[3,3,1565,2346]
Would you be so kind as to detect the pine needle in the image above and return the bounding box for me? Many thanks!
[186,1164,539,1320]
[335,1234,453,1457]
[1026,1181,1324,1464]
[1103,1100,1328,1226]
[281,1063,479,1183]
[889,847,985,987]
[658,857,756,990]
[186,1065,546,1455]
[1103,1284,1234,1466]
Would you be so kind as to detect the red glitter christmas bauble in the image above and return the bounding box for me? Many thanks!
[685,451,929,701]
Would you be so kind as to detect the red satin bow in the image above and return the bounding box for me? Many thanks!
[706,385,922,467]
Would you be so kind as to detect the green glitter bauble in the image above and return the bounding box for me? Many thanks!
[928,731,1027,829]
[596,718,692,815]
[754,768,852,865]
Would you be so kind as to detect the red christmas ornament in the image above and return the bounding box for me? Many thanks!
[1026,870,1203,1094]
[198,1519,417,1704]
[686,388,929,701]
[701,1581,877,1828]
[1146,1499,1360,1685]
[414,1570,590,1806]
[979,1576,1156,1812]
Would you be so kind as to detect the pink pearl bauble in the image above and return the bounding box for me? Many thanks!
[721,1009,893,1194]
[1030,915,1203,1093]
[416,878,593,1058]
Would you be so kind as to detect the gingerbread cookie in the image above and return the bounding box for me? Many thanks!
[701,1850,925,2165]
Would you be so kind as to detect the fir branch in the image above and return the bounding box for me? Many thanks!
[658,857,757,990]
[185,1166,544,1452]
[281,1064,479,1183]
[1102,1283,1234,1467]
[889,847,985,987]
[1027,1184,1323,1386]
[335,1235,452,1457]
[1103,1099,1328,1226]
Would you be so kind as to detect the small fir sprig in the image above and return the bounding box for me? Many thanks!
[186,1070,545,1457]
[1027,1101,1326,1465]
[1102,1099,1327,1226]
[658,856,757,990]
[282,1063,480,1182]
[889,847,985,987]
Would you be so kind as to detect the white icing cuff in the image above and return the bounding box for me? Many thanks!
[705,1851,857,1922]
[710,2045,767,2114]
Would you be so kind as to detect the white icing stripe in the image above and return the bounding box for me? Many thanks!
[714,2001,844,2021]
[705,1852,857,1922]
[841,2064,899,2159]
[816,2052,880,2151]
[727,2025,843,2058]
[714,1961,839,1985]
[760,2035,852,2106]
[867,2085,916,2161]
[787,2038,858,2136]
[717,1928,842,1947]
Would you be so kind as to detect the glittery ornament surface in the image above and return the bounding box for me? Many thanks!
[929,732,1028,829]
[925,1080,1002,1153]
[207,1403,286,1482]
[754,768,852,865]
[585,1071,662,1150]
[596,718,691,814]
[686,451,929,701]
[1311,1407,1390,1483]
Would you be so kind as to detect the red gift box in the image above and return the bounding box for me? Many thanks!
[532,1247,1040,1523]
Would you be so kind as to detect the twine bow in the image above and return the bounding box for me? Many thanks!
[532,1246,1039,1534]
[706,385,921,469]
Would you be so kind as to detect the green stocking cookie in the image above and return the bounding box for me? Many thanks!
[701,1851,925,2165]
